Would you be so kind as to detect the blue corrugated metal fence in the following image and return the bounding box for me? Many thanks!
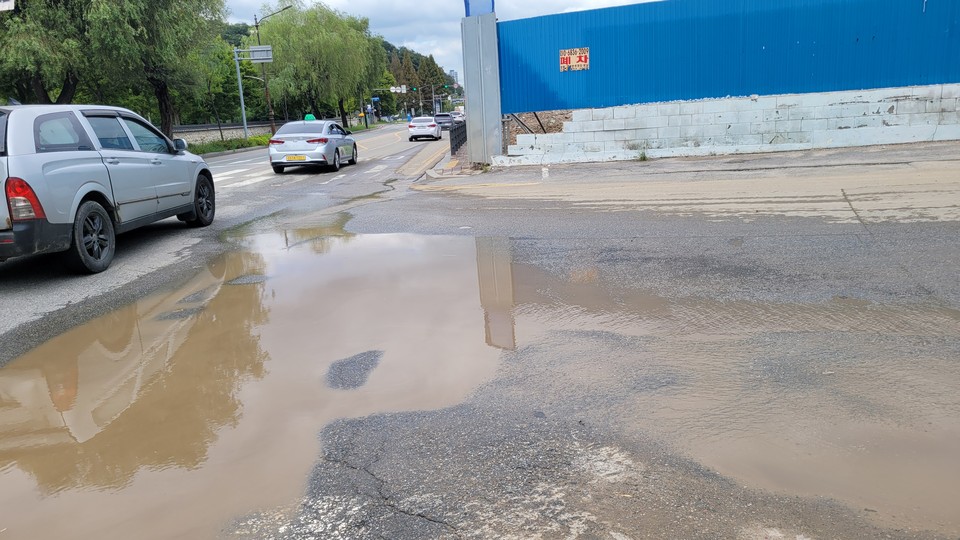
[498,0,960,114]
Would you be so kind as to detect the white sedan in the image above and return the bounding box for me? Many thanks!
[408,116,441,141]
[268,120,357,174]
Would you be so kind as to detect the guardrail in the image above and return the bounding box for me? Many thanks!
[171,121,274,133]
[449,122,468,154]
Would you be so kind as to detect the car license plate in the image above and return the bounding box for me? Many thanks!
[286,155,306,161]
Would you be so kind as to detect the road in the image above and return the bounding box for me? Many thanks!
[0,123,447,362]
[0,138,958,540]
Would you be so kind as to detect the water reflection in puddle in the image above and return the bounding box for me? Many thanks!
[0,228,958,537]
[0,229,501,540]
[497,260,960,533]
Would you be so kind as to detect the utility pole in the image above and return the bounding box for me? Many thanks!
[254,5,291,134]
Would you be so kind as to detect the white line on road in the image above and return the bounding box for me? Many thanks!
[212,168,251,179]
[322,174,346,185]
[220,174,274,189]
[366,165,387,174]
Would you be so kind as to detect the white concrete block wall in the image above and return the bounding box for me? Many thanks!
[495,83,960,166]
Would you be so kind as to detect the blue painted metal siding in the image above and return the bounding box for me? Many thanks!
[498,0,960,114]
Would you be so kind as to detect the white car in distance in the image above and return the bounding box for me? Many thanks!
[408,117,441,141]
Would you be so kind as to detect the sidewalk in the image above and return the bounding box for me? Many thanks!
[415,140,960,224]
[424,144,473,179]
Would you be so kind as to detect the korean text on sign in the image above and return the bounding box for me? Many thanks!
[559,47,590,72]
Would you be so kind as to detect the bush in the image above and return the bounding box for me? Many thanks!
[189,134,271,156]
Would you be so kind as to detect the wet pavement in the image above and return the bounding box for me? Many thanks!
[1,207,958,538]
[5,136,960,539]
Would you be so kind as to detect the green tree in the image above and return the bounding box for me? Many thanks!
[258,2,386,128]
[0,0,91,104]
[388,52,401,81]
[417,55,448,113]
[87,0,226,136]
[398,51,421,112]
[221,22,250,47]
[372,70,397,116]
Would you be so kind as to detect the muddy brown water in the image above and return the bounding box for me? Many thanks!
[1,227,958,538]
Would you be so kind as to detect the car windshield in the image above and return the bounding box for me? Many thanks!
[0,110,7,155]
[412,117,434,124]
[276,122,326,135]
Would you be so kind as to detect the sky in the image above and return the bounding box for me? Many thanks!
[225,0,649,82]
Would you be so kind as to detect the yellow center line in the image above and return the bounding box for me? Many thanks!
[422,144,449,167]
[357,130,402,151]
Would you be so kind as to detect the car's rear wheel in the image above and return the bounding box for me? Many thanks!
[409,136,414,142]
[330,149,341,172]
[348,145,358,165]
[186,174,215,227]
[272,165,285,174]
[66,201,115,274]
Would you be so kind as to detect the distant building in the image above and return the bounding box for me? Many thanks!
[448,70,458,84]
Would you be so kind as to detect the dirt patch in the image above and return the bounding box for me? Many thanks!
[505,110,572,145]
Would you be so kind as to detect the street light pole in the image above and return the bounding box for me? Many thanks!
[254,5,291,134]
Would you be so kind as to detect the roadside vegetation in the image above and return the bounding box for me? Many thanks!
[0,1,461,137]
[188,118,399,155]
[189,134,271,156]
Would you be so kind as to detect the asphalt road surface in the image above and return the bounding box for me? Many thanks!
[1,138,958,540]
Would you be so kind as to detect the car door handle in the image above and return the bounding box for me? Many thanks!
[150,159,163,165]
[104,157,120,165]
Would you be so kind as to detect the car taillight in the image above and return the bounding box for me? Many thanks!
[408,124,415,128]
[269,139,284,145]
[306,138,328,144]
[429,124,437,128]
[5,177,46,220]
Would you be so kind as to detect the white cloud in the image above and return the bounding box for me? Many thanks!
[226,0,654,79]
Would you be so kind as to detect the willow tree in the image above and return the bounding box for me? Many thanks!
[0,0,92,104]
[87,0,226,136]
[259,2,386,127]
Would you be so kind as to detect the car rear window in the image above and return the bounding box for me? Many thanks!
[276,122,326,135]
[435,114,451,119]
[412,117,434,123]
[34,112,94,153]
[0,111,6,155]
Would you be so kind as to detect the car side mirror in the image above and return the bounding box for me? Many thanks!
[173,138,189,152]
[345,130,352,135]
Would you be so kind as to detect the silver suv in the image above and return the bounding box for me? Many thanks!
[1,105,215,273]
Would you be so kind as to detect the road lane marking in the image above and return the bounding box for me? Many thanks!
[212,168,251,179]
[220,174,274,189]
[357,129,403,151]
[321,174,346,185]
[366,165,387,174]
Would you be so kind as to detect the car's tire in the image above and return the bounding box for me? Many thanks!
[409,136,414,142]
[66,200,115,274]
[348,145,358,165]
[186,173,215,228]
[330,149,341,172]
[272,165,285,174]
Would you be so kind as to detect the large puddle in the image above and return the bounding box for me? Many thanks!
[1,226,958,537]
[0,226,502,540]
